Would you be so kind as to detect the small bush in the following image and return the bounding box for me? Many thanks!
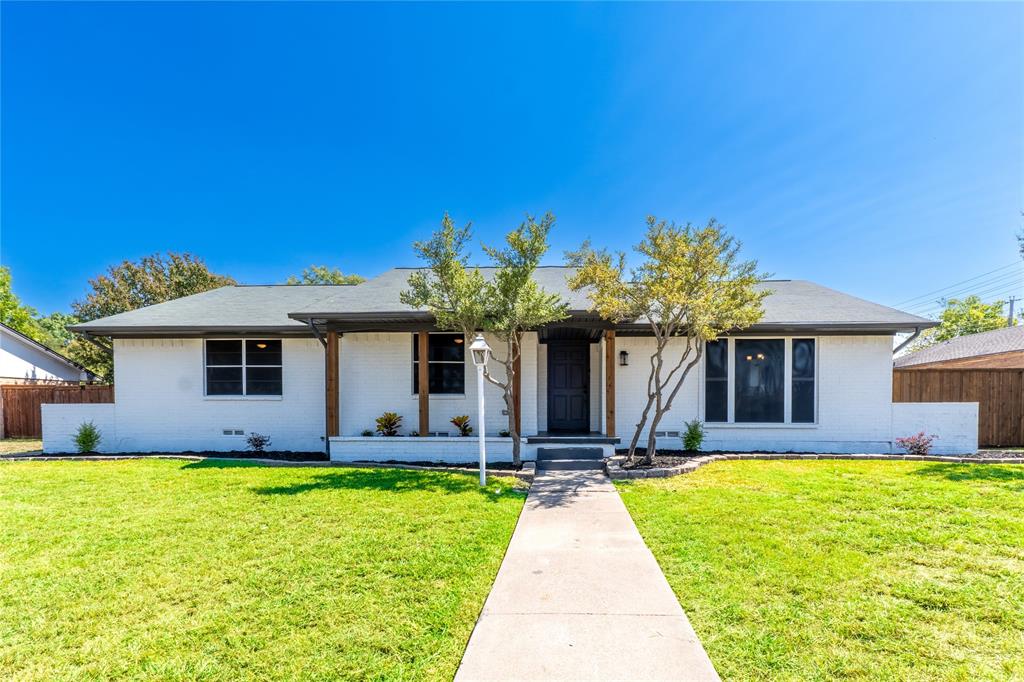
[361,429,374,437]
[450,415,473,437]
[247,432,272,453]
[896,431,936,456]
[73,421,102,453]
[683,419,705,452]
[499,429,511,438]
[375,412,402,437]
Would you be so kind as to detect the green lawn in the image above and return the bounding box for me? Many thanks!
[619,461,1024,681]
[0,460,526,681]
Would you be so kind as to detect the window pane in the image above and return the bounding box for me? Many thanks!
[207,366,243,395]
[246,366,282,395]
[705,339,727,379]
[793,380,815,423]
[246,340,281,365]
[429,334,465,362]
[792,339,815,379]
[429,363,464,394]
[206,340,242,366]
[705,380,728,422]
[735,339,784,423]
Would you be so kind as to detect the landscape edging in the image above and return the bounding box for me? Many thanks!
[605,452,1024,480]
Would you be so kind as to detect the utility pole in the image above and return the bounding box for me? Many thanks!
[1008,296,1018,327]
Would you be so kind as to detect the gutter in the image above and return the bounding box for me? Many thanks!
[892,327,923,357]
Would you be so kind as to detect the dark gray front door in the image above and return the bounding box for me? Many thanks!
[547,342,589,433]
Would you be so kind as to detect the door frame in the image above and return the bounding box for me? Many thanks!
[546,340,590,433]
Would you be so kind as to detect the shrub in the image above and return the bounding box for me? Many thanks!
[375,412,402,436]
[683,419,705,452]
[450,415,473,437]
[896,431,936,456]
[73,421,102,453]
[361,429,374,437]
[246,432,272,453]
[499,429,511,438]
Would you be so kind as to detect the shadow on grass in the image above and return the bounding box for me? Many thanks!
[910,463,1024,485]
[183,460,517,499]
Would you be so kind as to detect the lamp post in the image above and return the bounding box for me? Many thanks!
[469,333,492,487]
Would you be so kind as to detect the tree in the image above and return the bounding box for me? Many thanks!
[69,252,235,380]
[36,312,80,350]
[286,266,365,285]
[907,295,1013,352]
[0,266,41,336]
[401,213,567,468]
[568,217,767,464]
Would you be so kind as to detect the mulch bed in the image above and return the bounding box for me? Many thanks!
[615,448,1024,468]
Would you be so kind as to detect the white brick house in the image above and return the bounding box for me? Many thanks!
[43,268,978,457]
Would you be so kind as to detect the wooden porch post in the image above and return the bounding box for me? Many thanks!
[418,332,429,436]
[604,330,616,438]
[326,331,340,437]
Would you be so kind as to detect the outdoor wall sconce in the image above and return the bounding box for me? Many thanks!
[619,350,629,366]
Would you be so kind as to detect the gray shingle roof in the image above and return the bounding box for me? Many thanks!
[894,325,1024,367]
[71,267,936,335]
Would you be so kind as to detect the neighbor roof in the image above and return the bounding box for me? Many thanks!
[71,267,936,336]
[894,325,1024,368]
[0,322,98,379]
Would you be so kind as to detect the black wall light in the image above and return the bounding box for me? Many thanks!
[619,350,629,366]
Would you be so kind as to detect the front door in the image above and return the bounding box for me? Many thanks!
[547,342,590,433]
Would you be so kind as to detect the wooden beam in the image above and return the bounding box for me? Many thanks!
[513,338,522,435]
[604,330,616,438]
[418,332,430,436]
[326,331,340,437]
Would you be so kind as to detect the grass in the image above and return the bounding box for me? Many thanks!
[0,460,526,681]
[0,438,41,455]
[618,461,1024,681]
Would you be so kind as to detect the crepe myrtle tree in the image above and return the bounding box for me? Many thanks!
[401,212,567,467]
[568,217,767,465]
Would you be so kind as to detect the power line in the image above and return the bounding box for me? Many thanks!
[901,273,1024,313]
[910,290,1024,320]
[892,262,1022,307]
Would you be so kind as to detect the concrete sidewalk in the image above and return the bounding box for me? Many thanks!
[455,471,719,681]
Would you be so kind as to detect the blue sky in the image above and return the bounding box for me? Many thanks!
[2,2,1022,318]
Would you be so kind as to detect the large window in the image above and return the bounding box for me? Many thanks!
[791,339,816,423]
[704,338,818,424]
[205,340,282,396]
[704,339,728,422]
[412,333,465,394]
[735,339,784,422]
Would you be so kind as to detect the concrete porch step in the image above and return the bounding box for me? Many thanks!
[537,458,605,471]
[537,447,605,461]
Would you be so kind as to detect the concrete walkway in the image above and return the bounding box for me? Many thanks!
[455,471,719,681]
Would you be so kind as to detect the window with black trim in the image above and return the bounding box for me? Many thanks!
[704,339,728,422]
[791,338,815,423]
[412,333,465,394]
[205,340,282,396]
[735,339,784,423]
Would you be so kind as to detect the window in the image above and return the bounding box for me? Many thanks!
[205,340,282,396]
[735,339,784,423]
[704,339,728,422]
[791,339,815,423]
[412,333,465,394]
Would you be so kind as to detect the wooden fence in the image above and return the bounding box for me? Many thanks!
[893,369,1024,448]
[0,384,114,439]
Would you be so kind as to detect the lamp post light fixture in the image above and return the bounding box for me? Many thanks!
[468,333,492,486]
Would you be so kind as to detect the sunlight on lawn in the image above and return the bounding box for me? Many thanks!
[620,461,1024,682]
[0,439,41,455]
[0,460,526,681]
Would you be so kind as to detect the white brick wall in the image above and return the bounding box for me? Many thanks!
[42,403,116,453]
[338,332,537,437]
[57,338,327,453]
[892,402,978,454]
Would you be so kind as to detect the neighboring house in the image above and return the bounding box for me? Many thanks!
[894,326,1024,369]
[0,323,95,384]
[893,326,1024,448]
[42,268,979,456]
